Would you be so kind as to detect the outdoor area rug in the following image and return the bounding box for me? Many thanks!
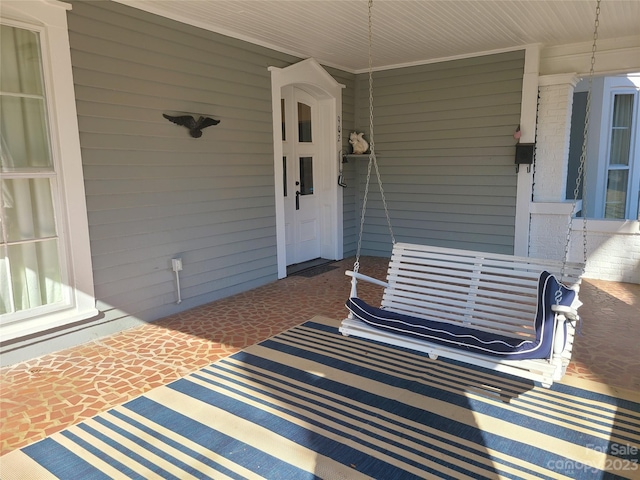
[3,316,639,479]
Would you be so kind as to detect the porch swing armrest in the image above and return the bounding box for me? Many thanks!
[345,270,389,299]
[551,304,579,322]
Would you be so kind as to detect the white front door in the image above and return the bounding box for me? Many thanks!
[282,86,321,265]
[270,58,344,279]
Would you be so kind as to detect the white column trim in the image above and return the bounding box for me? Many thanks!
[513,45,540,256]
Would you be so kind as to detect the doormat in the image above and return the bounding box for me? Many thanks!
[292,264,339,278]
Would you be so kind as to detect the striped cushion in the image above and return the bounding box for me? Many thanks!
[346,271,576,360]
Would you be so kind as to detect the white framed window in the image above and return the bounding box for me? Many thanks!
[604,91,638,219]
[569,74,640,221]
[0,1,97,342]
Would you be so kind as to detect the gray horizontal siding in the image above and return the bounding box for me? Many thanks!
[353,51,524,256]
[67,0,304,323]
[341,159,360,257]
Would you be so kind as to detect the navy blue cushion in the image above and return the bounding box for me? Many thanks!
[345,271,576,360]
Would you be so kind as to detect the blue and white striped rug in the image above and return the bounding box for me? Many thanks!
[4,316,640,479]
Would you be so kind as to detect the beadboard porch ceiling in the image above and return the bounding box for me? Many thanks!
[113,0,639,73]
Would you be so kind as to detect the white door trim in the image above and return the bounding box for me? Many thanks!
[269,58,345,278]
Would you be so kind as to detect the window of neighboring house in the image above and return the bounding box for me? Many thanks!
[604,92,636,219]
[0,1,97,342]
[568,75,640,221]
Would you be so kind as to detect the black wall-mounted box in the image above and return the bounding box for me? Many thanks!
[515,143,535,165]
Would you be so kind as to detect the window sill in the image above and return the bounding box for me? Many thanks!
[0,306,101,343]
[573,219,640,234]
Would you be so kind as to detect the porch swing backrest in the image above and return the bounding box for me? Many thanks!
[382,243,584,340]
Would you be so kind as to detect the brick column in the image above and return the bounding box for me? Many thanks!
[534,74,580,202]
[529,74,579,260]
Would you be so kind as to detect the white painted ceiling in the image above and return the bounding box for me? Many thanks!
[116,0,640,72]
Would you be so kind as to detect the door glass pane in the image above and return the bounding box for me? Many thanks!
[298,102,312,142]
[3,178,56,241]
[609,94,633,166]
[605,169,628,219]
[281,98,286,141]
[299,156,313,195]
[282,156,287,196]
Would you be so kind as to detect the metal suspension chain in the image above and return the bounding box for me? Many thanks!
[560,0,600,282]
[354,0,395,273]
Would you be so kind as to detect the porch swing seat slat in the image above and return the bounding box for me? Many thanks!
[341,243,583,387]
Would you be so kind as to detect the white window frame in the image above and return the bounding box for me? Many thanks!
[1,1,98,341]
[601,88,639,220]
[574,74,640,221]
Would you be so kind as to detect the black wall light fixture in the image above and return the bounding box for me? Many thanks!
[163,113,220,138]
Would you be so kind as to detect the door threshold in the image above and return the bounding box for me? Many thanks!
[287,258,334,276]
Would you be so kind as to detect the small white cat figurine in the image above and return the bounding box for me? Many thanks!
[349,132,369,154]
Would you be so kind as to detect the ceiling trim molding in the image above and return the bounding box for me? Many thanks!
[358,44,540,75]
[111,0,357,72]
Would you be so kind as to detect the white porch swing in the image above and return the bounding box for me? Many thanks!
[340,0,601,388]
